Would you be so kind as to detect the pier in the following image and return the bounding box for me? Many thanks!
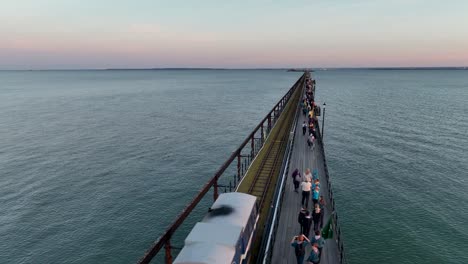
[137,72,347,264]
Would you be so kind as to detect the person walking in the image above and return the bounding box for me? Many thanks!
[304,168,312,183]
[307,243,320,264]
[318,196,326,228]
[311,127,317,139]
[312,205,322,232]
[300,179,312,208]
[302,121,307,135]
[308,121,314,135]
[312,185,320,207]
[303,210,313,237]
[302,100,308,116]
[312,169,319,181]
[308,134,315,150]
[291,234,310,264]
[292,169,301,192]
[313,179,320,189]
[311,230,325,262]
[298,208,308,234]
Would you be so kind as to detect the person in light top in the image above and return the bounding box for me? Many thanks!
[304,168,312,182]
[300,179,312,208]
[302,121,307,135]
[308,134,315,150]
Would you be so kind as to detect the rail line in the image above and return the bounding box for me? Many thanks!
[239,75,305,263]
[246,76,304,210]
[247,113,292,207]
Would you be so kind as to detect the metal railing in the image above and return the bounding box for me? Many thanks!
[316,112,349,264]
[259,73,304,264]
[136,73,306,264]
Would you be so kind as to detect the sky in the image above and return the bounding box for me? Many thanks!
[1,0,467,69]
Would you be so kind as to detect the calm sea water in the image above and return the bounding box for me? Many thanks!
[0,69,467,264]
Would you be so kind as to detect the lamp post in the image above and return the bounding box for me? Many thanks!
[322,102,326,139]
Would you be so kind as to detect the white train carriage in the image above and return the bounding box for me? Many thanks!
[174,192,259,264]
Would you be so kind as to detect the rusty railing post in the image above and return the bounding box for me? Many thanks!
[213,177,219,201]
[260,123,264,145]
[165,240,172,264]
[237,154,241,181]
[267,114,272,133]
[273,106,277,122]
[251,135,255,157]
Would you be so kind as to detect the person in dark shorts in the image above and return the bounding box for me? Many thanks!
[300,179,312,208]
[312,204,322,232]
[292,168,301,192]
[303,210,313,237]
[319,196,326,228]
[298,207,308,234]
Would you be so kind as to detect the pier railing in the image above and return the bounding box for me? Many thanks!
[317,117,349,264]
[260,75,303,263]
[137,73,305,264]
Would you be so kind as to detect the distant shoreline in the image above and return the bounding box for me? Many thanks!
[0,67,467,71]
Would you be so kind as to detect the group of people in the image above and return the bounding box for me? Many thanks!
[290,76,328,264]
[301,78,319,150]
[290,167,326,264]
[292,168,323,218]
[291,231,325,264]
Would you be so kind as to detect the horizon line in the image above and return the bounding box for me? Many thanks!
[1,66,467,71]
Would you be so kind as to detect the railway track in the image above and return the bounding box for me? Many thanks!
[247,76,305,210]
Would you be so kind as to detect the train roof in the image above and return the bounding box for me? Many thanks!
[202,192,257,227]
[185,222,242,247]
[173,243,235,264]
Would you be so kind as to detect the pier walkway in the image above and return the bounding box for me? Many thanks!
[270,109,340,264]
[136,72,346,264]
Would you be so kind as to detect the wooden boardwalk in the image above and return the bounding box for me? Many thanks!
[270,111,340,264]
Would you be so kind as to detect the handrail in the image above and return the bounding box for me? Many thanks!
[316,113,349,264]
[136,72,306,264]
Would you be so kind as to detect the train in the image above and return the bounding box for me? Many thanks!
[173,192,259,264]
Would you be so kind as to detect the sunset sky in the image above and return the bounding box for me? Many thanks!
[1,0,467,69]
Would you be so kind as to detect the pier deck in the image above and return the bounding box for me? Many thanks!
[270,112,340,263]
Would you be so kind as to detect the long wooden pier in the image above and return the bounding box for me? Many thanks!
[136,72,347,264]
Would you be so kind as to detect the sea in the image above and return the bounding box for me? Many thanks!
[0,69,467,264]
